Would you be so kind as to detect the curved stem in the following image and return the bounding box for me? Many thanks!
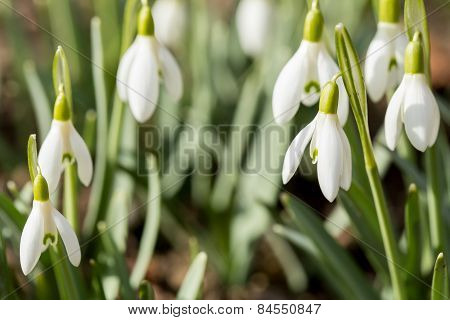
[426,145,443,253]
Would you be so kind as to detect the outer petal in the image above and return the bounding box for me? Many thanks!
[384,75,408,150]
[38,121,64,193]
[338,126,352,190]
[127,36,160,123]
[157,43,183,101]
[272,42,309,124]
[403,74,437,152]
[317,115,343,202]
[300,42,320,106]
[365,23,396,102]
[69,123,93,186]
[309,113,326,163]
[236,0,272,56]
[282,116,317,184]
[116,39,139,101]
[20,202,45,275]
[428,89,440,147]
[153,0,186,48]
[52,209,81,267]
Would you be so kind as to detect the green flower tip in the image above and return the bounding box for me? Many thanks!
[33,174,49,202]
[408,183,417,194]
[379,0,400,23]
[319,81,339,114]
[138,5,155,36]
[404,33,424,74]
[53,90,71,121]
[303,6,324,42]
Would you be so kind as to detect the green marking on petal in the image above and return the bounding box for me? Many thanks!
[305,81,320,94]
[311,148,318,164]
[388,58,398,71]
[43,233,57,246]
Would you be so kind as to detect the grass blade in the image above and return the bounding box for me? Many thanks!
[177,252,208,300]
[138,280,155,300]
[130,154,161,288]
[431,253,449,300]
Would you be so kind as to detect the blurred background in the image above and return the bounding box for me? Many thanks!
[0,0,449,299]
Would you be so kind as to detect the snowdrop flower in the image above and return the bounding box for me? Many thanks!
[365,0,407,102]
[38,90,93,193]
[385,33,440,152]
[20,174,81,275]
[282,81,351,202]
[236,0,273,57]
[272,1,349,126]
[152,0,186,49]
[117,3,183,123]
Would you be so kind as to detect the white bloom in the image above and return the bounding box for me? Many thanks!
[236,0,273,57]
[385,73,440,152]
[38,120,93,193]
[117,5,183,123]
[282,113,351,202]
[152,0,186,48]
[20,176,81,275]
[365,22,407,102]
[273,41,349,125]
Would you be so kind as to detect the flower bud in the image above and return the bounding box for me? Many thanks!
[53,91,71,121]
[319,81,339,114]
[33,174,49,202]
[404,33,424,74]
[379,0,400,23]
[138,5,155,36]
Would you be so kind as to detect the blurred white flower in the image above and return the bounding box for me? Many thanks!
[117,4,183,123]
[152,0,186,49]
[282,81,351,202]
[365,22,407,102]
[235,0,273,57]
[272,4,348,126]
[384,34,440,152]
[20,174,81,275]
[38,92,93,193]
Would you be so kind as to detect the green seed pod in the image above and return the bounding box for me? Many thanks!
[379,0,400,23]
[404,33,425,74]
[53,91,71,121]
[319,81,339,114]
[303,8,324,42]
[33,174,49,202]
[138,5,155,36]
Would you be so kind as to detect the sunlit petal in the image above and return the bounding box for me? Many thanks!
[157,43,183,101]
[52,209,81,267]
[20,202,45,275]
[384,75,408,150]
[69,123,93,186]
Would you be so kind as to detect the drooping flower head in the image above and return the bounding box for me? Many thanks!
[365,0,407,102]
[282,80,352,202]
[152,0,187,49]
[272,0,349,126]
[38,89,93,193]
[236,0,273,57]
[117,2,183,123]
[20,173,81,275]
[384,32,440,152]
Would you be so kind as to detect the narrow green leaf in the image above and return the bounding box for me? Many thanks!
[335,23,367,121]
[83,110,97,154]
[431,253,449,299]
[177,252,208,300]
[130,154,161,288]
[23,61,51,138]
[0,232,18,299]
[404,0,431,81]
[281,193,378,299]
[27,134,38,183]
[52,46,73,112]
[0,193,26,230]
[138,280,155,300]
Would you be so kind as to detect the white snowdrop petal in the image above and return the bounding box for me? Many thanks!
[153,0,186,48]
[157,43,183,101]
[336,78,349,126]
[116,39,139,101]
[317,115,342,202]
[365,24,395,102]
[282,116,317,184]
[127,37,160,123]
[403,75,436,152]
[428,89,440,147]
[338,126,352,190]
[52,209,81,267]
[384,76,407,150]
[69,123,93,186]
[236,0,272,57]
[272,43,308,124]
[20,202,45,275]
[309,113,326,162]
[301,42,320,107]
[38,121,64,193]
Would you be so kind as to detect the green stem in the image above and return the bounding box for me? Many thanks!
[50,242,82,299]
[425,145,443,253]
[359,122,406,299]
[64,159,78,233]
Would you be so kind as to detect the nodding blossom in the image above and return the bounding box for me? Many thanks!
[152,0,186,49]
